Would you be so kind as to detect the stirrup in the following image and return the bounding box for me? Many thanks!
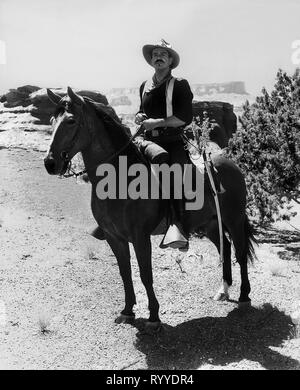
[178,242,189,252]
[90,226,106,240]
[159,223,188,250]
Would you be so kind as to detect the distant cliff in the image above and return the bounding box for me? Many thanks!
[106,81,248,99]
[0,81,250,114]
[106,81,250,114]
[110,95,132,106]
[191,81,248,96]
[0,82,241,149]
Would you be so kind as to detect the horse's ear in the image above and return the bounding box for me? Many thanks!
[67,86,83,106]
[47,89,61,105]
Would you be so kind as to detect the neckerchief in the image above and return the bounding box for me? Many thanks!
[144,71,172,94]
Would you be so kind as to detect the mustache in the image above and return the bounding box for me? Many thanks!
[155,59,164,63]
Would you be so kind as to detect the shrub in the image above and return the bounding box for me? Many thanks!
[225,68,300,225]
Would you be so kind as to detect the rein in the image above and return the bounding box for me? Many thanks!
[60,161,87,179]
[60,119,146,179]
[97,123,146,164]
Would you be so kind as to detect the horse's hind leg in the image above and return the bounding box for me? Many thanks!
[228,219,251,305]
[106,235,136,323]
[205,218,232,301]
[132,233,160,328]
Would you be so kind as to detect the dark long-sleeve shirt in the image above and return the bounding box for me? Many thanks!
[138,78,194,125]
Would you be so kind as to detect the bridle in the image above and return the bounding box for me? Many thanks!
[58,103,86,178]
[58,102,146,179]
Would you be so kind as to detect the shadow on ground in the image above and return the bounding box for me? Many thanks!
[256,227,300,245]
[256,227,300,262]
[133,304,299,370]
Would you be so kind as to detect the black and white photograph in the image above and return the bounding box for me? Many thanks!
[0,0,299,373]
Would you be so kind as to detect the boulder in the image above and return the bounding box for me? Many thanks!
[191,101,237,148]
[76,90,108,105]
[2,85,41,107]
[17,85,41,95]
[35,88,108,124]
[2,86,109,125]
[3,89,30,108]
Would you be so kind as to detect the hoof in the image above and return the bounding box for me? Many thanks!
[144,321,162,333]
[238,300,251,309]
[213,292,229,302]
[115,314,135,324]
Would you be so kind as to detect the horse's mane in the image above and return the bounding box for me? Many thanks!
[83,96,142,161]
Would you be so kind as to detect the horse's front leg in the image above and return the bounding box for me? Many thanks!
[106,235,136,323]
[132,233,161,330]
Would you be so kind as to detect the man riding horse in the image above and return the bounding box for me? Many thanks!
[135,39,194,251]
[45,48,256,325]
[92,39,194,251]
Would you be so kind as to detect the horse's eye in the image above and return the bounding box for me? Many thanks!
[67,118,76,125]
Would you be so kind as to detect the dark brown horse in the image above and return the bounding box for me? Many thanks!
[44,87,256,330]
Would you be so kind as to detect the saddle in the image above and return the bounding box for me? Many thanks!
[90,146,225,247]
[135,138,224,196]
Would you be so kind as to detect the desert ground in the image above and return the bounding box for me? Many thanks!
[0,110,299,371]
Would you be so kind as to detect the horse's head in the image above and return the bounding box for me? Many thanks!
[44,87,90,175]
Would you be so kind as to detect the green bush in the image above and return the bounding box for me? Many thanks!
[225,68,300,224]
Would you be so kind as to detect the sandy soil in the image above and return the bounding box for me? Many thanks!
[0,147,299,370]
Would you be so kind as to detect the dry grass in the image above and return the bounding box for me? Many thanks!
[266,260,286,277]
[37,312,52,335]
[290,324,300,339]
[86,248,99,261]
[83,242,100,261]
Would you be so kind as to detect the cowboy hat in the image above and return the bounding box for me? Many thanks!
[142,39,180,69]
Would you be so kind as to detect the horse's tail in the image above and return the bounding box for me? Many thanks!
[244,215,258,264]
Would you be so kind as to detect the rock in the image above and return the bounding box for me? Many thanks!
[24,87,108,125]
[0,86,112,133]
[191,101,237,148]
[17,85,41,95]
[3,89,30,108]
[192,81,248,96]
[109,95,132,106]
[77,90,108,106]
[2,85,41,108]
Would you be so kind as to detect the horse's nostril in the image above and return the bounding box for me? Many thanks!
[44,157,56,174]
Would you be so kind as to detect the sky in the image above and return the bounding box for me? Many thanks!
[0,0,299,95]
